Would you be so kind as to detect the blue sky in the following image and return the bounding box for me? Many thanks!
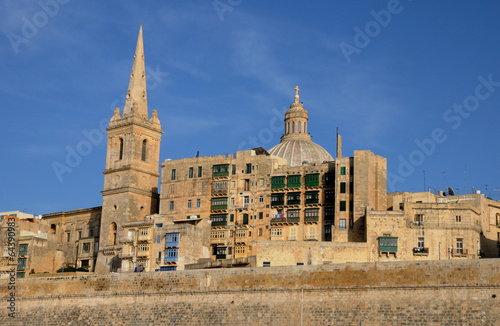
[1,1,500,215]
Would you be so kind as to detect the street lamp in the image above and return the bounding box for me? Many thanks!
[359,316,369,326]
[171,316,187,326]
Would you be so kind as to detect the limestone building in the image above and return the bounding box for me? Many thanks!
[8,25,498,276]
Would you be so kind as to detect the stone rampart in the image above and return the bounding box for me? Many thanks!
[1,259,499,325]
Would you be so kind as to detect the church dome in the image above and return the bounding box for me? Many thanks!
[269,138,333,167]
[268,86,334,167]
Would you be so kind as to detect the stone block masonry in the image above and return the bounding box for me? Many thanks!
[1,259,500,325]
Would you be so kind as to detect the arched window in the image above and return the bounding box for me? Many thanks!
[286,122,289,134]
[141,139,147,161]
[109,222,117,246]
[292,122,295,133]
[304,122,307,134]
[119,138,124,160]
[298,121,302,133]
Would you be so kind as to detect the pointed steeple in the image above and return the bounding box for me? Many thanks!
[123,24,148,118]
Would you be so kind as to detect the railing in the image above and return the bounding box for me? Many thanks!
[271,200,285,207]
[18,250,28,256]
[304,234,318,241]
[119,252,134,259]
[271,217,300,224]
[211,188,228,196]
[216,254,226,260]
[413,247,429,255]
[17,263,26,270]
[270,235,284,241]
[137,251,149,257]
[288,235,297,241]
[165,241,179,247]
[122,235,136,243]
[288,182,301,188]
[305,216,319,222]
[211,219,227,227]
[211,205,228,211]
[137,234,151,241]
[287,199,301,205]
[164,256,178,262]
[272,183,285,190]
[452,248,468,257]
[305,198,319,204]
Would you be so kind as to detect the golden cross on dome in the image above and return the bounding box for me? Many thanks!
[294,85,300,103]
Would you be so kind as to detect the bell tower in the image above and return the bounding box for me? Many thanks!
[95,25,163,273]
[281,86,311,141]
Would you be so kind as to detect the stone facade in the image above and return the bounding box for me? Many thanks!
[42,207,101,272]
[0,217,63,278]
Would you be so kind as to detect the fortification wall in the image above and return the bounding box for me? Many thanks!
[1,259,500,325]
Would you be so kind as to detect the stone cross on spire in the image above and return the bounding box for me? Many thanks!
[123,24,148,118]
[294,85,300,104]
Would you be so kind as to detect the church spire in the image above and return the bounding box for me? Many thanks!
[123,24,148,118]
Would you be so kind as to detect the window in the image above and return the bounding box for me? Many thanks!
[232,164,236,174]
[119,138,124,160]
[325,207,335,221]
[157,235,161,244]
[417,237,425,248]
[89,229,94,237]
[230,214,234,222]
[155,223,163,228]
[141,139,147,161]
[263,261,271,267]
[325,190,335,203]
[166,233,180,244]
[169,201,174,211]
[456,215,462,222]
[271,228,283,236]
[287,192,301,205]
[66,232,71,242]
[187,199,192,209]
[19,244,28,255]
[259,195,264,203]
[340,182,346,193]
[246,163,252,174]
[78,231,82,239]
[339,219,346,229]
[258,228,263,236]
[379,237,398,252]
[171,169,176,180]
[244,196,250,208]
[260,179,264,186]
[339,201,346,211]
[165,248,178,258]
[456,238,463,254]
[82,243,90,253]
[349,218,353,228]
[230,197,235,206]
[196,198,201,208]
[287,209,300,219]
[189,167,194,178]
[350,182,353,194]
[340,166,346,175]
[298,121,301,133]
[259,212,263,220]
[198,166,202,177]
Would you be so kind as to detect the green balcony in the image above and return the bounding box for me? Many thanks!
[212,164,230,177]
[287,175,301,188]
[271,176,286,189]
[211,216,227,227]
[211,204,227,211]
[305,216,319,222]
[379,237,398,252]
[305,173,320,187]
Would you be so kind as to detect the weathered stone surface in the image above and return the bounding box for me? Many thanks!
[1,259,499,325]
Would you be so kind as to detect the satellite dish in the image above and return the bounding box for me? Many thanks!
[448,187,455,196]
